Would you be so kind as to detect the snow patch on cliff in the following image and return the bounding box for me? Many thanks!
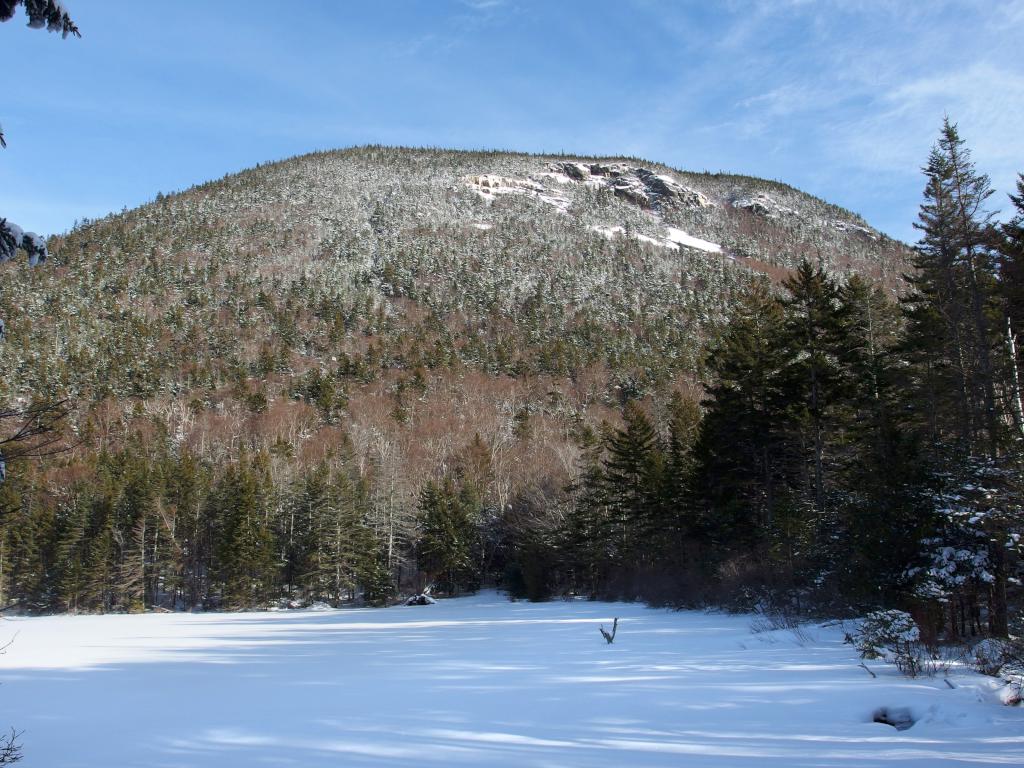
[591,224,724,255]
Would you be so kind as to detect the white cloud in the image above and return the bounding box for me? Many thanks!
[461,0,505,10]
[834,62,1024,209]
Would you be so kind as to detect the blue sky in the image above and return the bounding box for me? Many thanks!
[1,0,1021,242]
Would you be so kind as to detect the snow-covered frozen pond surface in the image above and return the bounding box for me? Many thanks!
[1,592,1021,767]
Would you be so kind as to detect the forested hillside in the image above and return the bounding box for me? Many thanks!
[8,134,1018,644]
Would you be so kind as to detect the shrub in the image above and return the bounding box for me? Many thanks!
[852,610,928,677]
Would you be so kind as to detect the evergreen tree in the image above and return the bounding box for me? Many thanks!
[113,456,158,611]
[53,493,87,612]
[904,119,1002,458]
[902,121,1014,635]
[287,462,380,604]
[164,450,209,609]
[779,261,845,518]
[417,477,480,595]
[695,282,790,553]
[212,457,277,609]
[907,459,1023,639]
[0,1,78,38]
[833,275,926,603]
[82,490,117,613]
[663,391,701,512]
[0,469,54,611]
[600,401,663,579]
[562,424,613,596]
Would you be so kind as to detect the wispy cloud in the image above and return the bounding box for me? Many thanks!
[622,0,1023,238]
[836,61,1024,209]
[461,0,505,10]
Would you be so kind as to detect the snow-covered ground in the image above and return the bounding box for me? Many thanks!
[1,592,1021,767]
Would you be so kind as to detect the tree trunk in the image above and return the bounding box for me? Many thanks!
[989,547,1009,637]
[965,249,1000,459]
[1006,317,1024,438]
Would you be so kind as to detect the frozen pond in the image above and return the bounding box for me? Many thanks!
[1,592,1021,766]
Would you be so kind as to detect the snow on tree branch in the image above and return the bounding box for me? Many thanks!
[0,0,79,38]
[0,218,48,266]
[0,1,79,148]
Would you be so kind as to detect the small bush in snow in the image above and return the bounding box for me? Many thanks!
[853,610,920,657]
[969,639,1024,703]
[852,610,929,677]
[749,611,813,645]
[969,638,1012,676]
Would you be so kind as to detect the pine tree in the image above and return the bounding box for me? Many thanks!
[287,462,377,605]
[660,391,701,548]
[902,121,1014,635]
[82,492,116,613]
[113,457,158,611]
[0,470,54,611]
[601,401,662,575]
[833,275,927,603]
[905,119,1002,458]
[695,282,790,548]
[908,459,1023,638]
[562,423,612,596]
[417,477,480,596]
[213,457,277,609]
[53,494,87,611]
[164,450,208,609]
[779,261,845,518]
[0,1,78,39]
[664,392,701,506]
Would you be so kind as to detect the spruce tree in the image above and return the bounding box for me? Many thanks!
[164,450,208,609]
[563,423,613,596]
[601,401,663,578]
[902,121,1014,635]
[695,281,790,550]
[213,458,277,609]
[53,494,87,612]
[417,477,480,596]
[779,260,845,518]
[905,119,1002,458]
[662,391,701,539]
[833,275,926,603]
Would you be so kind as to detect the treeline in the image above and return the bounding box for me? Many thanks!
[549,122,1023,640]
[0,124,1020,641]
[0,418,518,613]
[0,442,396,612]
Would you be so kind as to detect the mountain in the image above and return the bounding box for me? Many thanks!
[2,143,908,489]
[0,146,910,607]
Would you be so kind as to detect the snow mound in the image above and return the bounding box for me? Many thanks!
[664,226,723,254]
[833,220,879,240]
